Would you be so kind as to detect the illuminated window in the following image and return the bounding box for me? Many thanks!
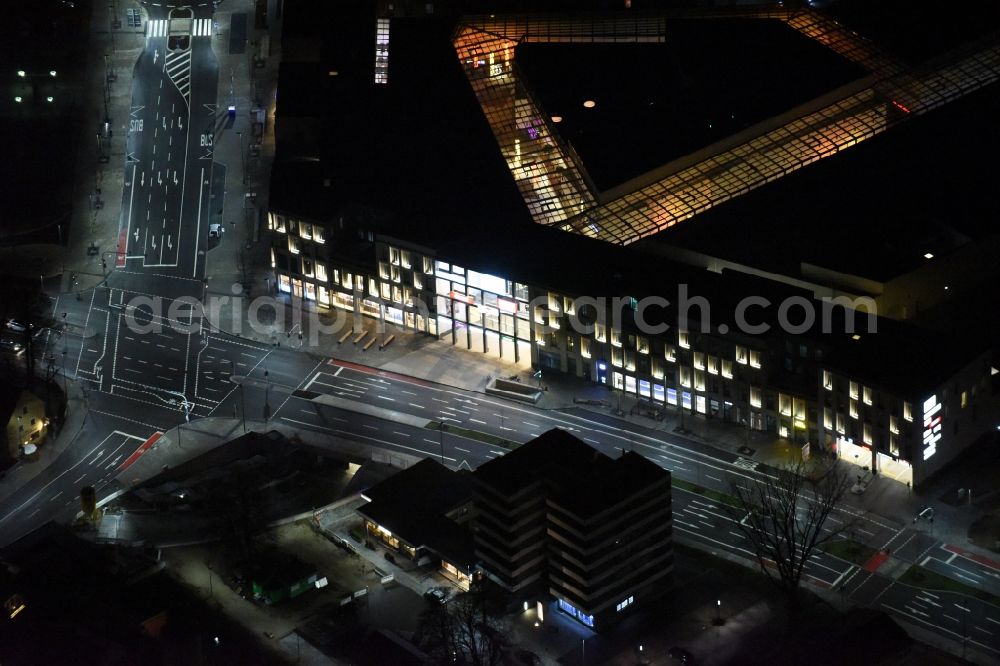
[696,395,706,414]
[890,434,899,456]
[693,352,705,371]
[694,370,705,391]
[414,272,424,290]
[304,282,316,301]
[678,329,690,349]
[269,248,275,268]
[391,265,401,283]
[863,423,872,445]
[548,292,561,313]
[316,262,327,282]
[287,235,300,254]
[355,274,364,291]
[779,394,791,416]
[563,296,575,316]
[423,256,434,273]
[379,261,390,279]
[679,366,691,388]
[595,323,607,343]
[666,387,678,405]
[823,370,833,391]
[625,351,636,372]
[903,401,913,421]
[750,386,762,408]
[380,281,390,300]
[836,413,845,434]
[850,400,859,419]
[749,350,761,369]
[721,359,733,379]
[890,415,899,435]
[613,372,624,390]
[863,386,872,406]
[580,337,591,359]
[779,424,790,438]
[625,375,637,393]
[374,18,390,84]
[273,214,287,233]
[636,335,649,354]
[824,407,833,429]
[735,346,747,365]
[611,328,622,348]
[961,391,968,408]
[369,277,378,295]
[313,225,325,244]
[665,345,677,363]
[849,381,859,400]
[707,355,718,375]
[612,347,623,368]
[400,250,411,269]
[343,272,353,289]
[299,222,312,241]
[651,357,663,380]
[301,258,314,278]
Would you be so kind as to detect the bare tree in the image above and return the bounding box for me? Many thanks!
[415,580,509,666]
[730,458,853,610]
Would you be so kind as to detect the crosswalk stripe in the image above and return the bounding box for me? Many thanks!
[146,19,168,38]
[192,19,213,37]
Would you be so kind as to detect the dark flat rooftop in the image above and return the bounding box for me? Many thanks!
[475,429,669,518]
[643,81,1000,282]
[516,18,867,191]
[829,0,1000,65]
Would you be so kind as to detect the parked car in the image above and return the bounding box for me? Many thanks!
[0,339,24,355]
[208,223,224,238]
[4,319,27,333]
[668,647,695,664]
[424,588,447,604]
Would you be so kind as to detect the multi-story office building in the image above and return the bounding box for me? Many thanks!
[265,1,1000,490]
[473,429,673,629]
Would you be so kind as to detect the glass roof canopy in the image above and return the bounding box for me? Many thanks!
[454,8,1000,246]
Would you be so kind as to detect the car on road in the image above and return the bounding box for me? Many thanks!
[668,647,695,664]
[4,319,27,333]
[0,339,24,356]
[208,223,224,238]
[424,588,447,605]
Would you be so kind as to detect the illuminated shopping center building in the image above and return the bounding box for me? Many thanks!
[267,1,1000,488]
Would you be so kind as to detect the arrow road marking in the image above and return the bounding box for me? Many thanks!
[167,235,173,250]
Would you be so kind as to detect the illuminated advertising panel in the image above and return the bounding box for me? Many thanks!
[922,395,942,460]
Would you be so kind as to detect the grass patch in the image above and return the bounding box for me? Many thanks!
[672,477,743,509]
[900,564,1000,607]
[818,539,877,565]
[425,421,519,450]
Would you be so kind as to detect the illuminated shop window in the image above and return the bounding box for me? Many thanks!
[667,387,678,405]
[625,375,637,394]
[613,372,624,390]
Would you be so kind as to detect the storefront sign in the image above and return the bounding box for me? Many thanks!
[922,394,942,460]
